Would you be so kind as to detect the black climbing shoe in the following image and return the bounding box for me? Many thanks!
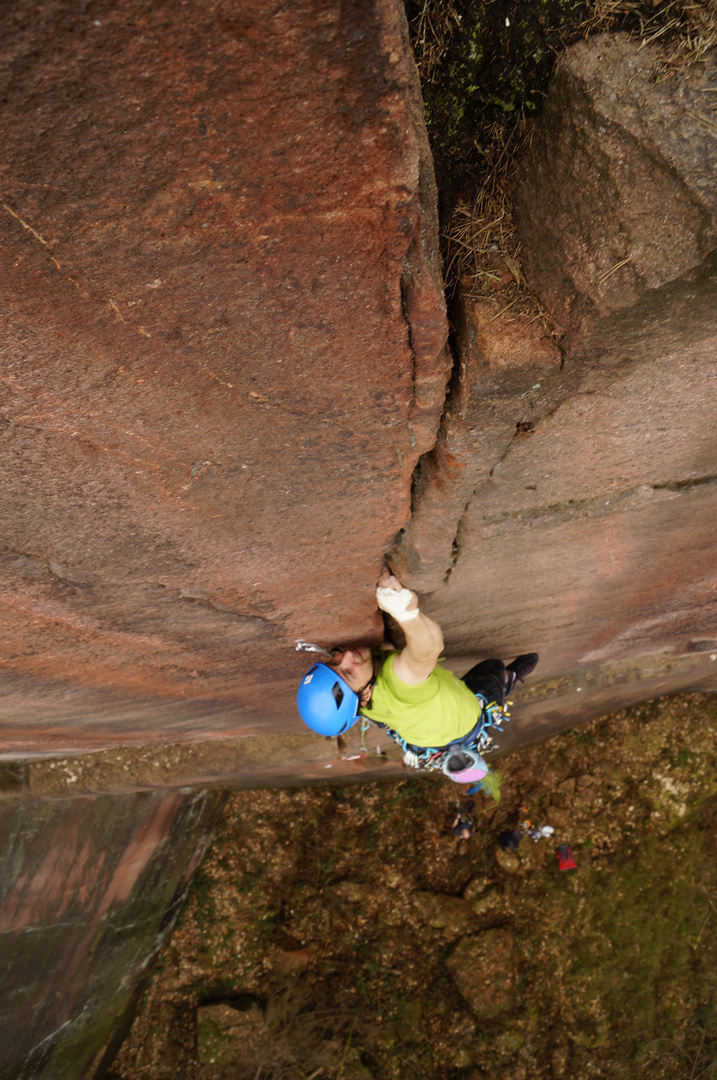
[506,653,539,691]
[499,829,522,852]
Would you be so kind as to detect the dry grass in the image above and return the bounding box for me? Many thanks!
[443,114,559,336]
[582,0,717,68]
[443,116,523,294]
[438,0,715,331]
[409,0,463,82]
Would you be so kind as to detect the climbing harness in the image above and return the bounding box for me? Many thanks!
[358,693,510,805]
[365,692,512,776]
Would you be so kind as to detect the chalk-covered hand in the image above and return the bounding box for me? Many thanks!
[376,572,419,622]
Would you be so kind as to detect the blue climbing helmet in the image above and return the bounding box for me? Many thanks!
[296,663,361,736]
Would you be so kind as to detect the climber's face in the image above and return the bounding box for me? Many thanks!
[329,648,373,694]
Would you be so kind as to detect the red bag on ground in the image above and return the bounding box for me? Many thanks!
[556,844,577,871]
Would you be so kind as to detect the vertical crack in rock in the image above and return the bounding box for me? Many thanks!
[390,287,564,593]
[0,0,454,727]
[391,35,717,601]
[395,1,452,464]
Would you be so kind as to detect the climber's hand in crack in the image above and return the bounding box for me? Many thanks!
[376,568,443,686]
[324,570,443,710]
[297,569,537,762]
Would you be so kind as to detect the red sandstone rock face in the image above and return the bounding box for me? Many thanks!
[513,34,717,341]
[1,17,714,761]
[0,787,222,1079]
[0,0,448,750]
[4,27,717,1080]
[393,294,562,592]
[392,38,717,724]
[407,254,717,730]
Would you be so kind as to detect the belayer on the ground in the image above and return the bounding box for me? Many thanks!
[296,569,538,798]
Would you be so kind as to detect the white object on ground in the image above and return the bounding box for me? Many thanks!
[527,824,555,843]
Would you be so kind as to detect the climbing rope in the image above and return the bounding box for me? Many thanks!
[360,714,371,754]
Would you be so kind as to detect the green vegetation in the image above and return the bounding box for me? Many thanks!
[404,0,590,207]
[405,0,717,306]
[406,0,717,212]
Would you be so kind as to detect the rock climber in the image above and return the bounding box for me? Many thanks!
[296,568,538,785]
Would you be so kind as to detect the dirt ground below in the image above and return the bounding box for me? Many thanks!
[110,692,717,1080]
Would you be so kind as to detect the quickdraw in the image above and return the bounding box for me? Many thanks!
[364,693,512,774]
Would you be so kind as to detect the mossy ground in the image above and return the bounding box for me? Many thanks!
[406,0,715,212]
[404,0,590,213]
[405,0,716,300]
[110,692,717,1080]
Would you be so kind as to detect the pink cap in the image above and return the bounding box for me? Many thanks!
[448,762,488,784]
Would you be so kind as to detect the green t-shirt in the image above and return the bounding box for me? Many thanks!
[360,652,482,748]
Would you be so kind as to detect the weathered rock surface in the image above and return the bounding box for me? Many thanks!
[423,252,717,711]
[2,23,716,1080]
[1,10,713,768]
[393,293,562,591]
[447,929,521,1018]
[412,890,476,934]
[513,34,717,340]
[196,1001,269,1066]
[0,787,222,1080]
[0,0,448,752]
[0,10,450,1068]
[391,38,717,744]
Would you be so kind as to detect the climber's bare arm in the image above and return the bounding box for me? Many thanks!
[376,569,443,685]
[398,612,444,684]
